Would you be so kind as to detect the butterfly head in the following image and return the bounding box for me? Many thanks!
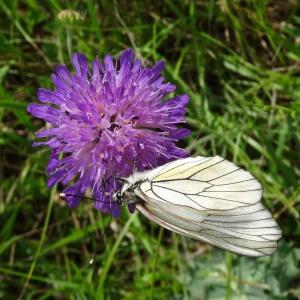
[111,176,133,205]
[112,191,123,205]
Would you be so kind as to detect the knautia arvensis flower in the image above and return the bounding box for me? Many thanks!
[28,49,190,216]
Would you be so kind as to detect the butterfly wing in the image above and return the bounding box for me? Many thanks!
[134,156,281,256]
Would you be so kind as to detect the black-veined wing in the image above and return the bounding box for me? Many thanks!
[134,156,281,256]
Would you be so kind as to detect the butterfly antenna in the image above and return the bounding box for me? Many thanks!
[89,215,112,264]
[60,193,94,201]
[60,193,119,204]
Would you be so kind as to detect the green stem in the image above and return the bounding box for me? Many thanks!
[18,187,56,299]
[226,252,233,300]
[150,227,164,300]
[95,212,137,300]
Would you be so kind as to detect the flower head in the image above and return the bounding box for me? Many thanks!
[28,49,190,216]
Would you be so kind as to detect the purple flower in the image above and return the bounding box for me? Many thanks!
[28,49,190,217]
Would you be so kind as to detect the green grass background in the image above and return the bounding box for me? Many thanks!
[1,1,300,299]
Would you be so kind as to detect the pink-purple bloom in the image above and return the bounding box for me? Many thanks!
[28,49,190,216]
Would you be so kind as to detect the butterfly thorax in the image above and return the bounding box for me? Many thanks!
[119,172,151,205]
[122,188,141,205]
[121,170,152,196]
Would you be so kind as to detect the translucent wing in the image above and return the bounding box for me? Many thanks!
[134,156,281,256]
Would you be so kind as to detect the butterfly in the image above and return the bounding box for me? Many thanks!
[112,155,282,256]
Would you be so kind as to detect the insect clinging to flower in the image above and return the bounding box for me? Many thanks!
[107,155,282,257]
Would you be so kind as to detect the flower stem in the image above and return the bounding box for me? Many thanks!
[18,186,56,299]
[95,212,137,300]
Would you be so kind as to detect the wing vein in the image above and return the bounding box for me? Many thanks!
[155,157,209,180]
[205,167,240,182]
[203,189,262,192]
[211,178,257,186]
[194,193,251,204]
[150,183,209,210]
[187,159,226,179]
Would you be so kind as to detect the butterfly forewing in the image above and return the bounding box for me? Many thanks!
[133,156,281,257]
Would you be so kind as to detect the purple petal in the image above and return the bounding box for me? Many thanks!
[37,88,64,105]
[120,48,135,65]
[104,55,115,73]
[27,104,60,124]
[151,60,165,74]
[170,128,191,139]
[72,53,88,79]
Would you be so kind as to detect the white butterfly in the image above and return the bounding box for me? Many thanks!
[115,155,282,257]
